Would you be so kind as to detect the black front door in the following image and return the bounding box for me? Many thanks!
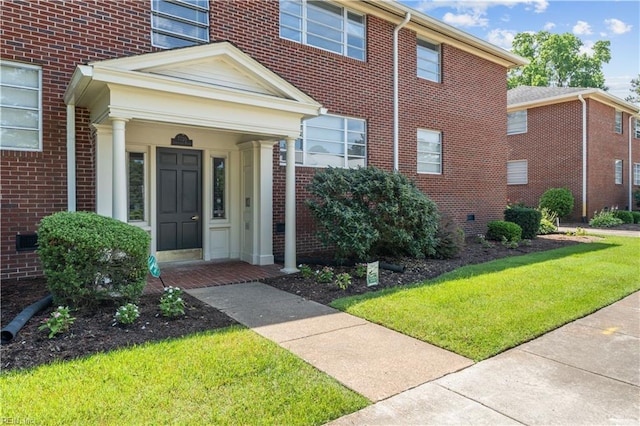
[157,148,202,251]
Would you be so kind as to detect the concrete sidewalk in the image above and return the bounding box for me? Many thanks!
[187,282,472,402]
[188,284,639,424]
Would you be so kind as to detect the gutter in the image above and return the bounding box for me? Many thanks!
[393,11,411,173]
[578,94,587,222]
[67,102,76,212]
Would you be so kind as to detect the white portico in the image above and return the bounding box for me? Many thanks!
[63,42,323,272]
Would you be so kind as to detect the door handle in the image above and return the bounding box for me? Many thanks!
[191,215,199,221]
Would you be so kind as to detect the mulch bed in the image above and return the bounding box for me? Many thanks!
[0,233,602,372]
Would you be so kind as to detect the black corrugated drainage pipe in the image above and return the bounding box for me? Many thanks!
[1,294,53,344]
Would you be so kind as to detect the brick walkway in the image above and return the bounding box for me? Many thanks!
[144,260,284,294]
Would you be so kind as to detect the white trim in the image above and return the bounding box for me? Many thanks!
[417,128,442,175]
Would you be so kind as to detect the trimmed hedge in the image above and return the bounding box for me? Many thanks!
[486,221,522,242]
[632,211,640,224]
[37,211,151,307]
[613,210,634,224]
[504,206,541,239]
[539,188,574,218]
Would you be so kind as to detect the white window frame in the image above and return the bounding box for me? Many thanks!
[417,129,442,175]
[126,149,149,226]
[507,110,527,135]
[279,0,366,61]
[614,110,622,134]
[615,159,623,184]
[151,0,209,49]
[633,163,640,186]
[211,155,228,220]
[280,114,367,168]
[635,118,640,139]
[417,38,441,83]
[0,61,42,152]
[507,160,528,185]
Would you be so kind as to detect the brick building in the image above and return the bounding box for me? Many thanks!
[507,86,640,221]
[1,0,525,280]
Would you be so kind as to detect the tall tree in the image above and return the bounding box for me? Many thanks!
[625,75,640,104]
[508,31,611,90]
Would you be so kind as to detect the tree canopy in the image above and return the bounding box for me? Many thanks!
[508,31,611,90]
[625,75,640,104]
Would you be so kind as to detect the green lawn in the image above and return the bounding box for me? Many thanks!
[0,326,368,425]
[331,236,639,361]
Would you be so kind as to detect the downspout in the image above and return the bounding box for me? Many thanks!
[66,103,76,212]
[578,94,587,222]
[629,115,634,211]
[393,12,411,173]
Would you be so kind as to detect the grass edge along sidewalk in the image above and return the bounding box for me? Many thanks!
[0,326,369,425]
[331,236,640,361]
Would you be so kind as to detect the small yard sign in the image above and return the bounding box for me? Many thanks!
[367,261,379,287]
[148,255,161,278]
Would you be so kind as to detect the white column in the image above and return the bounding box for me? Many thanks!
[281,137,299,273]
[258,141,275,265]
[111,118,128,222]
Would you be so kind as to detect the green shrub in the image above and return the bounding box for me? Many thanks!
[539,188,574,218]
[538,208,558,235]
[504,206,541,239]
[486,221,522,242]
[612,210,634,224]
[634,189,640,208]
[159,286,185,318]
[307,167,439,261]
[432,214,465,259]
[632,211,640,224]
[589,210,623,228]
[37,211,151,307]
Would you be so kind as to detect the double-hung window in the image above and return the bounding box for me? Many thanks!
[615,159,623,184]
[634,163,640,186]
[507,160,528,185]
[417,129,442,174]
[279,0,366,60]
[417,39,441,82]
[635,118,640,139]
[151,0,209,49]
[280,114,366,168]
[507,110,527,135]
[614,110,622,134]
[0,61,42,151]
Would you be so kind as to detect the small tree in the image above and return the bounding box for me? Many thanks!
[539,188,574,219]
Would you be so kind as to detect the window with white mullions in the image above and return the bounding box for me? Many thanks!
[417,39,440,82]
[614,110,622,134]
[507,110,527,135]
[0,61,42,151]
[151,0,209,49]
[417,129,442,174]
[615,159,623,184]
[633,163,640,186]
[280,114,366,168]
[279,0,365,60]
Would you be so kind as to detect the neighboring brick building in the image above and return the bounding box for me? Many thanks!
[507,86,640,222]
[1,0,525,279]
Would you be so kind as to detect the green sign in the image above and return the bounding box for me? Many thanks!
[366,261,379,287]
[148,255,161,278]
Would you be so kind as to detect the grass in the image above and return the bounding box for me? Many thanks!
[331,236,640,361]
[0,326,368,425]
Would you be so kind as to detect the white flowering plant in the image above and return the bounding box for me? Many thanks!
[114,303,140,325]
[159,286,185,318]
[38,306,76,338]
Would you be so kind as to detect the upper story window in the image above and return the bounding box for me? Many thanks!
[507,110,527,135]
[151,0,209,49]
[635,118,640,139]
[614,110,622,134]
[417,39,441,82]
[280,114,366,168]
[417,129,442,174]
[279,0,366,61]
[0,61,42,152]
[614,159,623,184]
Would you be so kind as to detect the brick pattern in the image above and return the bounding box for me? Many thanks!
[507,98,640,221]
[2,0,509,279]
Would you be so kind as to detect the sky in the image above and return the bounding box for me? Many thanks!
[398,0,640,101]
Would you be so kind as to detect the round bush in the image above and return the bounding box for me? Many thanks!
[37,211,151,307]
[486,221,522,242]
[632,211,640,224]
[613,210,634,224]
[504,206,541,239]
[539,188,574,218]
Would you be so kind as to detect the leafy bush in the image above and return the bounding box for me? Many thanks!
[160,286,185,318]
[613,210,634,224]
[307,167,439,261]
[316,266,334,284]
[504,206,541,239]
[38,211,151,307]
[334,272,352,290]
[538,208,558,235]
[114,303,140,325]
[486,221,522,242]
[634,189,640,208]
[589,210,623,228]
[539,188,574,218]
[38,306,75,339]
[632,211,640,224]
[432,214,465,259]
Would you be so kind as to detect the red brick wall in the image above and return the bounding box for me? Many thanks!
[1,0,510,278]
[507,98,638,222]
